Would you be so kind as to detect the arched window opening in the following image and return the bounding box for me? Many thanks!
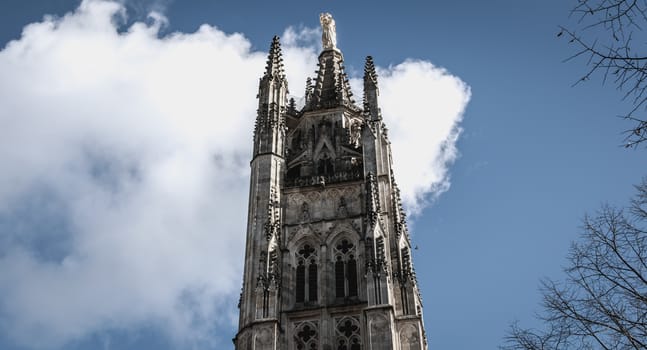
[308,260,318,301]
[318,154,333,176]
[295,243,318,305]
[335,257,345,298]
[296,261,305,303]
[333,238,358,300]
[347,255,358,297]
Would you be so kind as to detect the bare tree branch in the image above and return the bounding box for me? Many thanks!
[560,0,647,147]
[502,179,647,350]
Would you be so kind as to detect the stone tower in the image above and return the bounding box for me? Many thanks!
[235,14,428,350]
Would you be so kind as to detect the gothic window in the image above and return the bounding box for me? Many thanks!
[296,262,306,303]
[334,238,358,299]
[334,316,361,350]
[296,243,318,304]
[347,256,357,297]
[318,153,333,175]
[308,262,317,301]
[335,258,345,297]
[294,321,319,350]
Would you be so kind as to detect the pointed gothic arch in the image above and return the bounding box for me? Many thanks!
[332,236,359,299]
[294,241,319,305]
[324,221,361,244]
[288,224,322,248]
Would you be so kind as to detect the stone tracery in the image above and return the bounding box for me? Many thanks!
[295,242,318,304]
[335,316,362,350]
[294,321,319,350]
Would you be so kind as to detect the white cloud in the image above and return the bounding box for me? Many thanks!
[377,61,471,214]
[0,0,469,348]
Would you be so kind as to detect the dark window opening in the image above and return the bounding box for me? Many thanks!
[347,256,358,297]
[308,261,318,302]
[287,165,301,179]
[335,258,345,298]
[296,262,305,303]
[296,244,318,305]
[318,155,333,176]
[334,239,360,300]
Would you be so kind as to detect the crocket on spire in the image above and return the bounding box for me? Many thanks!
[263,35,285,79]
[363,56,381,121]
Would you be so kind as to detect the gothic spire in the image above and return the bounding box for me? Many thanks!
[364,56,378,88]
[363,56,381,121]
[263,36,285,79]
[253,36,288,157]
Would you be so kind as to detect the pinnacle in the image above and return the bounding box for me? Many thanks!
[364,56,378,86]
[304,48,356,110]
[264,36,285,78]
[363,55,381,120]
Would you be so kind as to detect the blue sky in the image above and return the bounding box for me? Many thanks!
[0,1,644,350]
